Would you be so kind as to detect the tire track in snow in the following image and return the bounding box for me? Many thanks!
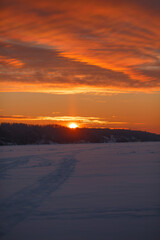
[0,156,76,237]
[31,206,160,220]
[0,156,30,179]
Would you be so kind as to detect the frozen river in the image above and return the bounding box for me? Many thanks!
[0,142,160,240]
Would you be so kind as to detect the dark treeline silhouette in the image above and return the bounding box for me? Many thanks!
[0,123,160,145]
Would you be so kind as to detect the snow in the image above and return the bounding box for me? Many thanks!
[0,142,160,240]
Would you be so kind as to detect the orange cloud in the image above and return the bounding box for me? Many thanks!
[0,0,160,93]
[0,56,24,68]
[0,114,128,128]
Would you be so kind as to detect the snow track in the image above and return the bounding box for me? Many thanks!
[0,154,76,236]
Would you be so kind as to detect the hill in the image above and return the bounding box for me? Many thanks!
[0,123,160,145]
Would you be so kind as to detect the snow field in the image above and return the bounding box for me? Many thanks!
[0,142,160,240]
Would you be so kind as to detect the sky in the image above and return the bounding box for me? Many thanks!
[0,0,160,133]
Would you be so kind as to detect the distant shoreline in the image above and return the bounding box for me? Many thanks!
[1,123,160,146]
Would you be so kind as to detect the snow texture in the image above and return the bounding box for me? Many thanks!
[0,142,160,240]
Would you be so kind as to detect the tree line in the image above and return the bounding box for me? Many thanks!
[0,123,160,145]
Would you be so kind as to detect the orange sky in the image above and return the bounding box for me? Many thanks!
[0,0,160,133]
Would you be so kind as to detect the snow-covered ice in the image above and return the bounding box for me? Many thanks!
[0,142,160,240]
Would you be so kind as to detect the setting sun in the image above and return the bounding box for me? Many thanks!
[68,122,78,129]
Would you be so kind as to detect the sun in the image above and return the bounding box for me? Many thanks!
[68,122,78,129]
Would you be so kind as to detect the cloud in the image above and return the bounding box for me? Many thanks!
[0,0,160,93]
[0,55,24,68]
[0,114,128,128]
[0,115,31,119]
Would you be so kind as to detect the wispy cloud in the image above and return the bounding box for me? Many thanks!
[0,114,128,128]
[0,0,160,93]
[0,56,24,68]
[0,115,31,120]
